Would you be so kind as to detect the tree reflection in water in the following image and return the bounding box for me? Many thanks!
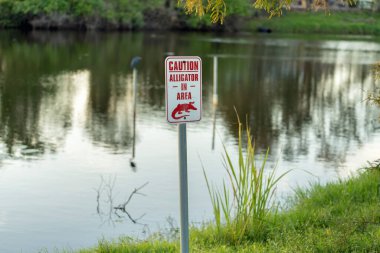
[0,31,379,166]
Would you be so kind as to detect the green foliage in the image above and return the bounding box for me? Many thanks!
[69,0,104,17]
[253,0,292,17]
[203,114,290,244]
[101,0,162,28]
[0,1,21,27]
[0,0,166,28]
[21,0,70,14]
[224,0,251,16]
[177,9,212,29]
[101,0,165,27]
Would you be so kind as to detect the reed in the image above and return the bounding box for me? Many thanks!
[203,114,290,244]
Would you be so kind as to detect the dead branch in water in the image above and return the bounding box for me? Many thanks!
[95,175,148,226]
[114,182,149,224]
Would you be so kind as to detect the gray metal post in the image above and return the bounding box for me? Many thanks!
[178,123,189,253]
[213,56,218,105]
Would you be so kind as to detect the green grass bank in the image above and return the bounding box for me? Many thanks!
[77,166,380,253]
[251,11,380,35]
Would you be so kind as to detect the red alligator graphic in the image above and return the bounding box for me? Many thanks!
[171,102,197,120]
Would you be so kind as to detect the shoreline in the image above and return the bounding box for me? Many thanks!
[1,11,380,35]
[75,167,380,252]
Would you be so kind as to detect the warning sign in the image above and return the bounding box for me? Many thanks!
[165,56,202,123]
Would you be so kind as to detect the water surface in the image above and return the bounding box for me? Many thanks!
[0,31,380,252]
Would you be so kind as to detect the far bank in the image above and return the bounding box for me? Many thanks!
[1,1,380,36]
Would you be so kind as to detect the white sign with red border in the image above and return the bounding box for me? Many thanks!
[165,56,202,123]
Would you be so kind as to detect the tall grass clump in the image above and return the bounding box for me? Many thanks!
[203,115,290,244]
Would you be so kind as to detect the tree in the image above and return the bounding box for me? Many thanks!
[179,0,291,23]
[179,0,355,24]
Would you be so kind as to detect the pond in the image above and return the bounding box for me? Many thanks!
[0,31,379,252]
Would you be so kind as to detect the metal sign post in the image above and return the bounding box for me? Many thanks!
[165,56,202,253]
[178,123,189,253]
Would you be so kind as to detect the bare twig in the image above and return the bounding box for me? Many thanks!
[95,175,149,226]
[94,176,105,214]
[122,211,146,224]
[115,182,149,211]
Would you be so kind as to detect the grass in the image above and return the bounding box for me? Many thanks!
[77,238,178,253]
[202,115,290,244]
[76,166,380,252]
[250,11,380,35]
[269,167,380,252]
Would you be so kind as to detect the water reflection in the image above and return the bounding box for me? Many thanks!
[216,53,378,165]
[0,31,379,161]
[211,55,219,150]
[86,72,133,151]
[0,32,378,162]
[0,31,379,252]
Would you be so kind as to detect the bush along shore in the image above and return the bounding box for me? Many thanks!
[1,1,380,35]
[76,123,380,253]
